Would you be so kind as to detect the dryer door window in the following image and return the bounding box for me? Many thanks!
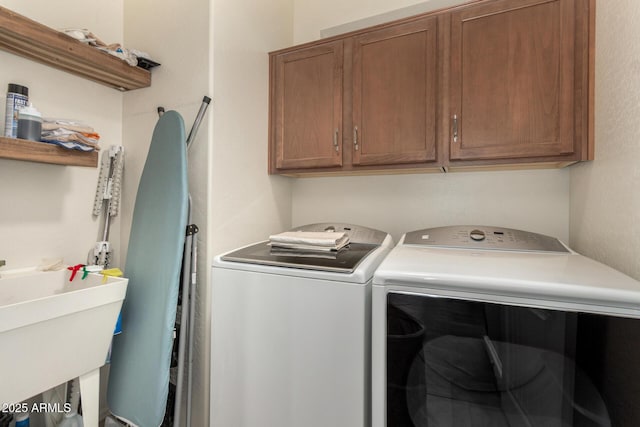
[386,292,638,427]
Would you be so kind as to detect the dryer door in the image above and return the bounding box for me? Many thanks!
[382,292,625,427]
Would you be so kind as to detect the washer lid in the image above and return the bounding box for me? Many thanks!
[222,241,379,273]
[221,223,388,273]
[404,226,569,253]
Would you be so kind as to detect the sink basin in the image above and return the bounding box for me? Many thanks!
[0,268,127,408]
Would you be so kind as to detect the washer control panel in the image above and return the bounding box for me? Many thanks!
[404,226,569,253]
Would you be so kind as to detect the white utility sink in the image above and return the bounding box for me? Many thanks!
[0,268,127,427]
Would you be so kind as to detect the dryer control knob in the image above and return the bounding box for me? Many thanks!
[469,229,486,241]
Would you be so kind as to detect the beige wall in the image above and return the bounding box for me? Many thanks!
[0,1,124,268]
[569,3,640,419]
[291,0,571,243]
[0,1,124,421]
[294,0,455,43]
[121,0,212,425]
[293,170,570,242]
[124,0,294,426]
[570,0,640,280]
[210,0,293,256]
[6,0,640,425]
[1,0,291,425]
[208,0,293,424]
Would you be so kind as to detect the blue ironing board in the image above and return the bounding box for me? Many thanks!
[107,111,188,426]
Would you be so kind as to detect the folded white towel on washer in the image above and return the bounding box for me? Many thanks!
[269,231,350,251]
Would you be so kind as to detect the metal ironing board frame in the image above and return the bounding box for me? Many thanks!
[158,96,210,427]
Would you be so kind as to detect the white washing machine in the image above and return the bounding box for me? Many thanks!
[211,223,393,427]
[372,226,640,427]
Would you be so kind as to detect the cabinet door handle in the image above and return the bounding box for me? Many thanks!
[353,126,359,151]
[333,128,340,152]
[452,114,459,143]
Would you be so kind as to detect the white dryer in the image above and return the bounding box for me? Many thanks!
[211,223,393,427]
[372,226,640,427]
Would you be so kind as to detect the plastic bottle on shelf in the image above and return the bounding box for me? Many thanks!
[16,104,42,142]
[4,83,29,138]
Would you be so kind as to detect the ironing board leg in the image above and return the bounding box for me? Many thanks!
[79,369,100,427]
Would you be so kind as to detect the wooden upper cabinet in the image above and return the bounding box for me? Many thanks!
[268,0,593,176]
[272,41,343,170]
[352,17,438,166]
[449,0,578,162]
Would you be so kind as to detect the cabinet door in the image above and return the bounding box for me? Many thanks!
[272,41,343,170]
[352,17,438,166]
[449,0,575,161]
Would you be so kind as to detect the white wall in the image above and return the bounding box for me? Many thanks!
[210,0,293,256]
[0,1,124,268]
[569,3,640,419]
[294,170,570,242]
[295,0,455,43]
[121,1,211,425]
[570,0,640,280]
[291,0,571,243]
[0,1,124,422]
[208,0,293,424]
[122,0,294,426]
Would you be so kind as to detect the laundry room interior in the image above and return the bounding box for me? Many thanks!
[1,0,639,426]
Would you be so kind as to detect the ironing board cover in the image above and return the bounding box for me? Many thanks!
[107,111,188,427]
